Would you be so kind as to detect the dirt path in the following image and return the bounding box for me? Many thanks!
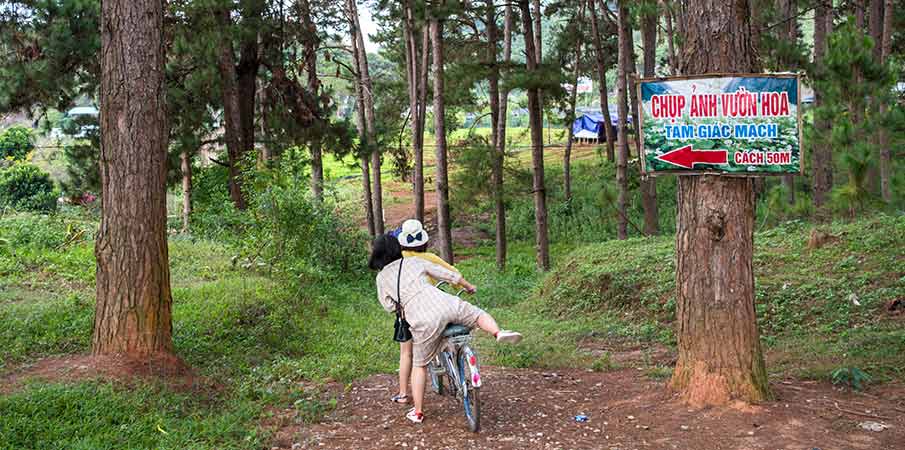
[268,367,904,450]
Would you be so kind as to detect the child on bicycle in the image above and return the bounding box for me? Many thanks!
[388,219,465,406]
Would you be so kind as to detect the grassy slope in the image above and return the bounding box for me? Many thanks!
[532,214,905,381]
[1,211,902,448]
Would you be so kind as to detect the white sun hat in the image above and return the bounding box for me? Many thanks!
[398,219,429,248]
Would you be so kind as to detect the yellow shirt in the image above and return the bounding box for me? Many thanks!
[403,250,463,288]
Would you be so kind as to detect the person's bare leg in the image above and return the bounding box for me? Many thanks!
[476,313,501,336]
[398,341,413,398]
[477,312,522,343]
[411,365,427,414]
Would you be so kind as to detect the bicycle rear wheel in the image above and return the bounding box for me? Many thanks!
[428,359,445,395]
[458,346,481,432]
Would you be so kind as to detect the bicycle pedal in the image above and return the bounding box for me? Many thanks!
[430,366,446,375]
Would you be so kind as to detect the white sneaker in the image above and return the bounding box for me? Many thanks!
[405,408,424,423]
[496,330,523,344]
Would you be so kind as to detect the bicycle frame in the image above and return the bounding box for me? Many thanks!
[430,281,483,432]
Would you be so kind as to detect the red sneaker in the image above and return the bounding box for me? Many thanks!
[405,408,424,424]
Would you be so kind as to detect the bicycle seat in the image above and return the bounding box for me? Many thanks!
[442,324,471,337]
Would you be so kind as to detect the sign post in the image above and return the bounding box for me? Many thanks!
[636,73,802,176]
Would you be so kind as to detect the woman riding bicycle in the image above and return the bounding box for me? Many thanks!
[369,233,523,423]
[389,219,465,407]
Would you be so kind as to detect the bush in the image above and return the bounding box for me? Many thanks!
[0,126,35,161]
[242,162,367,277]
[0,163,58,212]
[191,152,367,278]
[190,164,253,241]
[60,139,100,196]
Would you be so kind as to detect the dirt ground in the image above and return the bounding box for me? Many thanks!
[268,367,905,450]
[0,354,203,394]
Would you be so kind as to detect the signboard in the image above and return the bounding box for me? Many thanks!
[636,73,802,176]
[563,77,593,95]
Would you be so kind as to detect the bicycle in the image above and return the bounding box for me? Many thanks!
[427,282,483,432]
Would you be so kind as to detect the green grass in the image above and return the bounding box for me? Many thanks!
[0,382,263,450]
[1,190,902,448]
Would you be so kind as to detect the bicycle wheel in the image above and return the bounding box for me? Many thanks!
[428,359,445,395]
[458,346,481,432]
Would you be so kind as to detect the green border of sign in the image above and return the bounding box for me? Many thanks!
[635,72,804,177]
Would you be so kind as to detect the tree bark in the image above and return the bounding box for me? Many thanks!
[430,4,454,263]
[615,2,629,240]
[662,0,678,74]
[782,0,796,205]
[300,0,323,202]
[564,6,584,204]
[670,0,770,407]
[356,94,375,239]
[94,0,174,357]
[588,0,616,161]
[640,3,659,236]
[519,0,550,271]
[237,45,258,159]
[350,7,375,238]
[486,0,506,261]
[532,0,543,141]
[868,0,883,59]
[181,150,192,233]
[216,9,247,211]
[348,0,383,234]
[494,3,513,270]
[404,0,427,221]
[811,0,833,207]
[878,0,892,202]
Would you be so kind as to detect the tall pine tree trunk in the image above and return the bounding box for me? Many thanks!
[780,0,797,205]
[663,0,678,74]
[486,0,505,258]
[350,9,375,238]
[639,5,659,235]
[301,0,323,201]
[519,0,550,271]
[216,9,247,211]
[494,3,513,270]
[564,2,585,204]
[94,0,174,358]
[237,45,258,159]
[812,0,833,207]
[532,0,543,143]
[588,0,616,161]
[430,4,454,263]
[615,2,630,240]
[404,0,427,221]
[349,0,383,234]
[670,0,770,407]
[564,36,582,204]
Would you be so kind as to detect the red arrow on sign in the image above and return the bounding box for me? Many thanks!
[655,144,728,169]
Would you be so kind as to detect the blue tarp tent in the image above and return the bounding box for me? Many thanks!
[571,106,631,142]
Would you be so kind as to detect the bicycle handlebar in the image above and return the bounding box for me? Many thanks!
[435,281,468,297]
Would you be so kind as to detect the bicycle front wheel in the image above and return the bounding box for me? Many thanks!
[458,346,481,432]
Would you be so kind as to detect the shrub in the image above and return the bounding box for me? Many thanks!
[0,126,35,161]
[190,163,254,241]
[191,152,367,278]
[0,163,58,212]
[60,139,100,196]
[242,163,367,277]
